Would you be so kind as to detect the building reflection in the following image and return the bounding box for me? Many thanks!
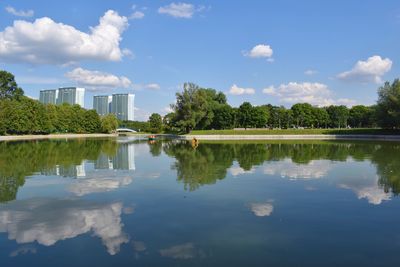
[40,142,136,179]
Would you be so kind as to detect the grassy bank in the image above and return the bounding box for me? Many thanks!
[188,128,400,135]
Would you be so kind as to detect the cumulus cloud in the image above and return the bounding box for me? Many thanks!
[244,44,273,59]
[250,202,274,217]
[0,198,129,255]
[228,84,255,95]
[5,6,34,17]
[0,10,129,64]
[337,55,392,83]
[263,82,356,107]
[159,243,204,259]
[65,67,132,91]
[158,3,203,18]
[263,159,331,179]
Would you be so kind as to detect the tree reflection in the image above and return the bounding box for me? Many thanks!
[0,139,118,202]
[164,140,400,195]
[1,139,400,202]
[163,142,235,191]
[373,143,400,195]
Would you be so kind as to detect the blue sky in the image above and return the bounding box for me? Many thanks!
[0,0,399,120]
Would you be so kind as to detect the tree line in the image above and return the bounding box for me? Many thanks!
[1,69,399,134]
[0,70,118,135]
[160,81,400,133]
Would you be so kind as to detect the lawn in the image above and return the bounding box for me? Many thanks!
[187,128,400,135]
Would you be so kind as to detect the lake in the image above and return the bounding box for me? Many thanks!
[0,137,399,266]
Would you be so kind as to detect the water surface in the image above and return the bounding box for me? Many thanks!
[0,138,400,266]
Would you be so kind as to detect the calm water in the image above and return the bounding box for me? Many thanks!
[0,138,400,266]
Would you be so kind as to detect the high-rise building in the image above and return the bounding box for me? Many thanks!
[39,89,58,105]
[93,95,112,116]
[111,94,134,121]
[57,87,85,107]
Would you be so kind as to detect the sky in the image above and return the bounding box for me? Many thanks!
[0,0,399,120]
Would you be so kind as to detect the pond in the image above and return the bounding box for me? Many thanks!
[0,137,400,266]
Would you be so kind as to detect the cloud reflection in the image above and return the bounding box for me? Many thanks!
[250,202,274,217]
[229,166,255,176]
[0,198,129,255]
[159,243,204,259]
[68,175,132,196]
[338,175,391,205]
[263,159,331,179]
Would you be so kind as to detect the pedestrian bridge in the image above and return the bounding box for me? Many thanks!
[116,128,137,133]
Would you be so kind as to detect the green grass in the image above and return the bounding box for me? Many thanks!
[187,128,400,135]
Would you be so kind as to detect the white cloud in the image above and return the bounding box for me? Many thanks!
[228,84,255,95]
[0,10,129,64]
[5,6,34,17]
[304,69,317,75]
[158,3,198,18]
[145,83,161,90]
[65,67,132,91]
[130,11,145,20]
[0,198,129,255]
[250,202,274,217]
[263,82,356,107]
[337,55,392,83]
[244,44,273,59]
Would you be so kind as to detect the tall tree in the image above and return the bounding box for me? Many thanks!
[171,83,227,133]
[238,102,253,129]
[0,70,24,99]
[376,79,400,128]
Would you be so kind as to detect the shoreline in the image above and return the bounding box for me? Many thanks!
[184,134,400,141]
[0,133,118,142]
[2,133,400,142]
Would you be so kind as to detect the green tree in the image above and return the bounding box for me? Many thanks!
[211,104,235,129]
[291,103,314,127]
[101,114,119,133]
[238,102,253,129]
[250,106,269,128]
[0,70,24,99]
[349,105,374,128]
[148,113,163,133]
[376,79,400,128]
[312,107,329,128]
[171,83,218,133]
[326,105,350,128]
[83,109,101,133]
